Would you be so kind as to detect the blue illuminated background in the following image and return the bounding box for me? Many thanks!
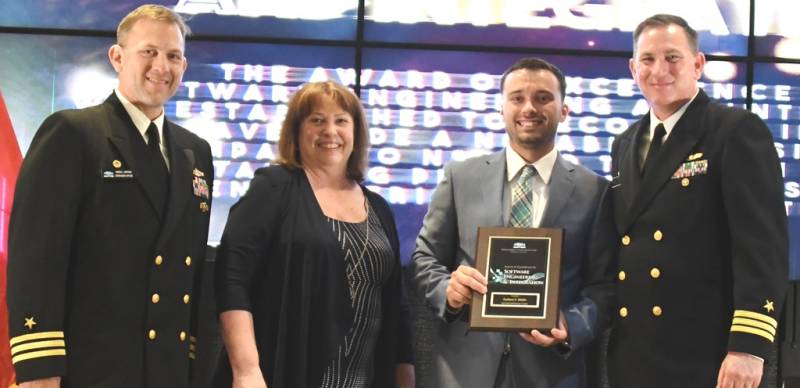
[0,0,798,280]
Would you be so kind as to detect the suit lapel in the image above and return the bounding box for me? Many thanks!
[103,93,164,218]
[539,154,575,228]
[156,121,193,248]
[622,91,709,232]
[481,151,507,227]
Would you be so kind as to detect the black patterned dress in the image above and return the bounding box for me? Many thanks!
[319,201,394,388]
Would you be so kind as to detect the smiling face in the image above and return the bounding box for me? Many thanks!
[108,18,187,120]
[501,68,569,161]
[630,24,705,120]
[297,95,355,173]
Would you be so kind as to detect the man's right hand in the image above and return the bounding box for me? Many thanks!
[446,265,488,310]
[19,377,61,388]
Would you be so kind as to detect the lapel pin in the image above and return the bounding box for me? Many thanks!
[112,160,122,168]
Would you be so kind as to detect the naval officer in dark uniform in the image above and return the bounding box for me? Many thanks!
[7,4,213,388]
[597,14,789,388]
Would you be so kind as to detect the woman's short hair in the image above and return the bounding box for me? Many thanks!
[277,81,370,181]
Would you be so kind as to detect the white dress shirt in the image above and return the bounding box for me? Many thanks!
[114,89,170,170]
[503,146,558,227]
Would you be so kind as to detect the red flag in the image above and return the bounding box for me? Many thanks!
[0,91,22,387]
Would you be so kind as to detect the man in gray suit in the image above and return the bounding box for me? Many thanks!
[411,57,610,388]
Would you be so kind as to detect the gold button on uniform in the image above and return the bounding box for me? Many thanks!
[650,268,661,279]
[619,307,628,317]
[652,306,662,316]
[618,271,626,281]
[183,294,190,304]
[179,331,187,341]
[151,294,160,304]
[622,235,631,246]
[148,329,157,340]
[681,178,690,187]
[155,255,163,265]
[185,256,192,266]
[653,230,663,241]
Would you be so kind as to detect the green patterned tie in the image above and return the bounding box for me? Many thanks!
[509,165,536,228]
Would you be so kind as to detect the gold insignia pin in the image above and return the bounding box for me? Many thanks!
[200,202,209,213]
[193,168,204,177]
[24,317,36,330]
[764,299,775,313]
[688,153,703,161]
[112,160,122,168]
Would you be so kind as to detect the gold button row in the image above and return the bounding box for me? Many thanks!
[618,306,663,318]
[621,231,664,246]
[151,293,190,304]
[147,330,189,341]
[153,255,193,266]
[618,268,661,281]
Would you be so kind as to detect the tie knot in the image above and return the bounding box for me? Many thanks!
[653,123,666,142]
[520,165,536,180]
[146,123,160,151]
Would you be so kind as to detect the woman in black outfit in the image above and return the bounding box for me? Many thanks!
[214,81,414,388]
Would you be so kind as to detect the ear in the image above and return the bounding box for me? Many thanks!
[108,44,123,73]
[628,57,637,79]
[559,102,570,123]
[693,52,706,79]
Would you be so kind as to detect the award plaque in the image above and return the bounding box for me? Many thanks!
[469,227,563,331]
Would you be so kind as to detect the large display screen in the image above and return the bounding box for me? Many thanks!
[0,0,358,41]
[753,0,800,59]
[753,62,800,279]
[1,1,799,279]
[364,0,750,55]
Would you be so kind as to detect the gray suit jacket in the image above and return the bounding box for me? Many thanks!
[411,150,607,388]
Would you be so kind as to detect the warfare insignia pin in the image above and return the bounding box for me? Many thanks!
[687,153,703,161]
[193,168,204,177]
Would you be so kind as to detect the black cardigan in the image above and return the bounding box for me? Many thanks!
[214,165,413,387]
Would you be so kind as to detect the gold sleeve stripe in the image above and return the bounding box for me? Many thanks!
[11,349,66,364]
[730,325,775,342]
[733,310,777,328]
[732,317,777,336]
[10,331,64,346]
[10,340,66,356]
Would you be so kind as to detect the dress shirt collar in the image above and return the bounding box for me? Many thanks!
[114,88,165,145]
[648,88,699,141]
[506,146,558,184]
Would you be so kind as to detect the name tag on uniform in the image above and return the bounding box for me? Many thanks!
[103,159,134,179]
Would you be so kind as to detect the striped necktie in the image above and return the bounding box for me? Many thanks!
[509,165,536,228]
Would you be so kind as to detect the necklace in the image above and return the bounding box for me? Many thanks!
[347,197,370,280]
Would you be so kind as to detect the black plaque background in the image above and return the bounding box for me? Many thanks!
[469,227,563,331]
[484,236,549,317]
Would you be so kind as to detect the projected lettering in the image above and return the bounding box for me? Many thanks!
[164,63,799,217]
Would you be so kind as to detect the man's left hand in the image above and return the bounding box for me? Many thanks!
[716,351,763,388]
[519,311,568,347]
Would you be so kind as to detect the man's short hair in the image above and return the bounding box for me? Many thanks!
[499,57,567,101]
[633,14,699,54]
[117,4,191,45]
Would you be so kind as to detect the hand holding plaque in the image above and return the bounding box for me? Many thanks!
[469,227,563,331]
